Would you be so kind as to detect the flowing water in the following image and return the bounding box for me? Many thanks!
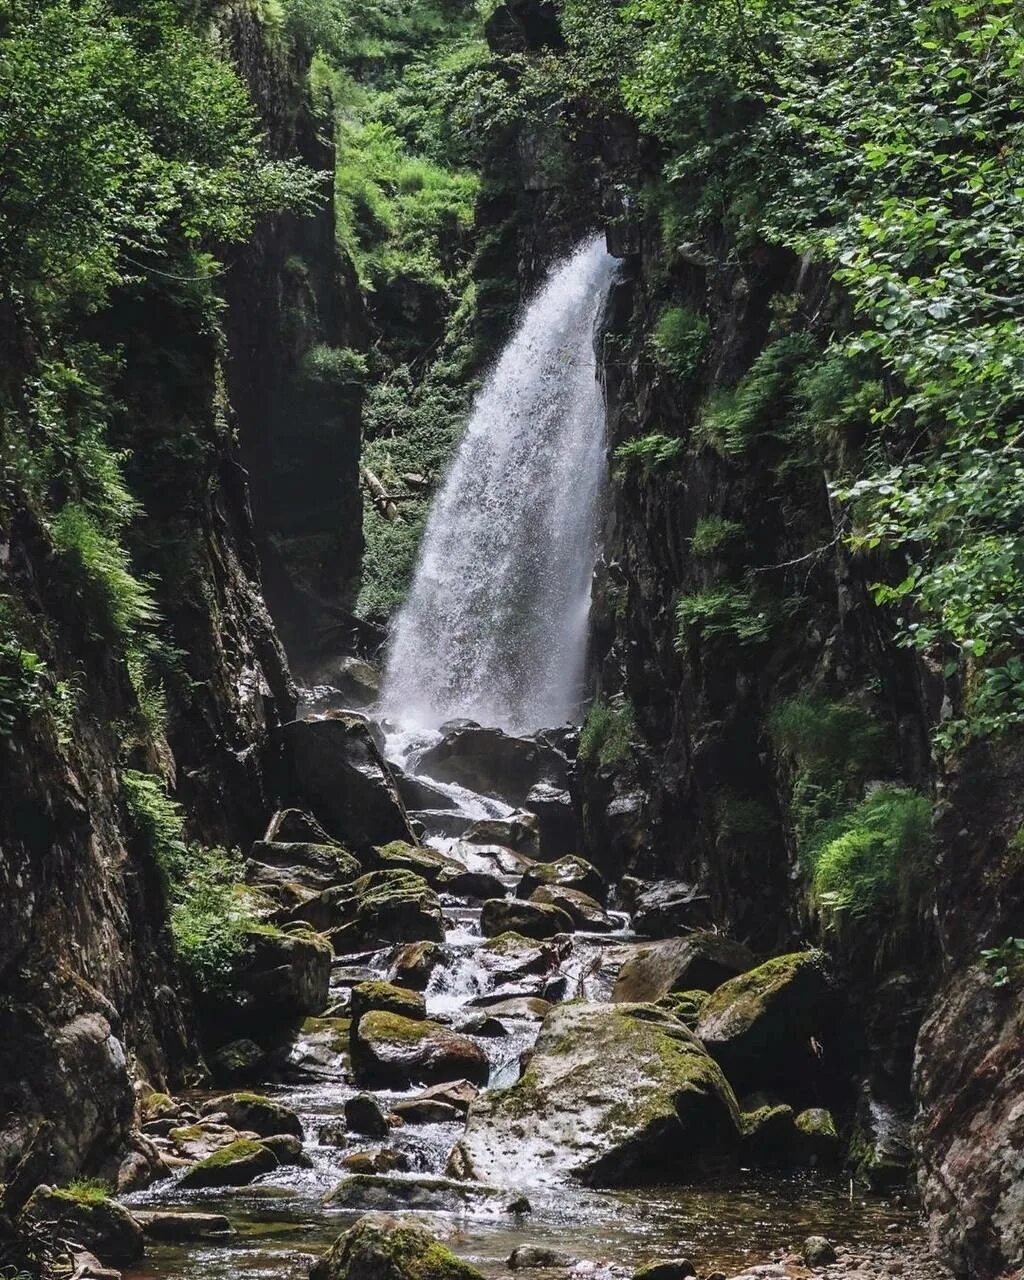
[380,236,618,736]
[124,238,932,1279]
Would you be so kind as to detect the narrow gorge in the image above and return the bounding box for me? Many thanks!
[1,4,1022,1280]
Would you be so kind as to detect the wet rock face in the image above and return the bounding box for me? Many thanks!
[310,1212,486,1280]
[612,934,756,1004]
[416,726,569,807]
[277,716,416,849]
[696,951,838,1099]
[352,1011,490,1089]
[915,967,1024,1275]
[480,898,574,940]
[453,1002,742,1187]
[22,1186,144,1267]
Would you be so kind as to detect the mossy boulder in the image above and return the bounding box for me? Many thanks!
[517,854,606,903]
[209,1037,267,1084]
[794,1108,841,1166]
[178,1138,279,1189]
[480,898,573,941]
[529,885,614,932]
[245,841,362,897]
[370,841,466,889]
[350,980,426,1026]
[633,1260,696,1280]
[453,1002,742,1186]
[613,934,755,1004]
[22,1185,144,1266]
[695,950,837,1096]
[345,1094,391,1138]
[205,1092,303,1140]
[655,990,711,1029]
[740,1101,797,1162]
[320,870,444,950]
[310,1212,486,1280]
[207,926,332,1038]
[389,940,445,990]
[352,1011,489,1088]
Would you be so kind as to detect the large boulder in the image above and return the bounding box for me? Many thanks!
[245,841,362,896]
[523,782,579,861]
[264,808,338,845]
[22,1186,144,1266]
[517,854,606,903]
[202,1092,303,1140]
[350,980,427,1025]
[310,1213,486,1280]
[203,927,332,1041]
[695,951,837,1097]
[628,880,712,937]
[416,727,567,807]
[178,1138,279,1189]
[368,841,467,890]
[352,1012,489,1088]
[277,716,416,848]
[612,934,756,1004]
[480,899,573,941]
[389,941,444,991]
[312,656,381,709]
[314,871,444,950]
[529,886,614,932]
[462,816,539,855]
[452,1002,741,1186]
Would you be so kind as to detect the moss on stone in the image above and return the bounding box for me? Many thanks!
[302,1016,352,1052]
[351,980,426,1021]
[192,1138,267,1170]
[357,1010,434,1045]
[58,1179,111,1206]
[655,989,710,1026]
[482,931,538,955]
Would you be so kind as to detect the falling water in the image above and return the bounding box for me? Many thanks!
[380,235,617,735]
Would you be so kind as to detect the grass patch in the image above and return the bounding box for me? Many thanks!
[651,304,710,378]
[578,697,638,771]
[690,515,743,556]
[614,432,684,475]
[674,585,775,648]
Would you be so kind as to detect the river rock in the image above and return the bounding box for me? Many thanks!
[480,898,573,940]
[369,841,467,889]
[479,932,561,981]
[318,870,444,950]
[205,927,332,1040]
[210,1037,266,1084]
[260,1133,310,1167]
[133,1210,232,1241]
[392,768,458,812]
[352,1011,489,1087]
[416,726,567,806]
[345,1094,391,1137]
[524,781,579,860]
[629,880,712,937]
[462,816,540,854]
[310,1212,486,1280]
[313,656,381,709]
[341,1149,410,1174]
[408,810,480,839]
[634,1260,697,1280]
[444,870,510,900]
[390,940,445,990]
[70,1250,121,1280]
[246,841,361,894]
[350,980,427,1025]
[404,1079,478,1115]
[391,1098,463,1124]
[613,934,756,1004]
[277,716,416,848]
[485,996,552,1020]
[22,1186,144,1266]
[453,1002,742,1186]
[509,1245,576,1269]
[696,950,837,1096]
[203,1092,303,1140]
[793,1108,841,1165]
[324,1175,503,1213]
[178,1138,279,1189]
[529,885,613,931]
[265,808,339,846]
[802,1236,837,1266]
[517,854,606,903]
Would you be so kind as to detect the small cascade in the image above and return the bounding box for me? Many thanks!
[380,236,617,736]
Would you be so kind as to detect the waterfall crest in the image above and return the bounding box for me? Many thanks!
[380,235,616,735]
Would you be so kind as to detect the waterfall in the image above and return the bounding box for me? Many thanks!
[380,235,617,736]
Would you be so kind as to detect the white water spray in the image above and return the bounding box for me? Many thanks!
[380,235,616,735]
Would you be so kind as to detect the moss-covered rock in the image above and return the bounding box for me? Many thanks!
[246,841,362,896]
[655,990,711,1028]
[350,980,427,1025]
[517,854,606,903]
[740,1101,797,1162]
[529,885,614,931]
[178,1138,279,1189]
[793,1107,841,1166]
[480,898,573,940]
[389,940,445,990]
[613,935,755,1004]
[453,1002,742,1186]
[210,1037,267,1084]
[320,870,444,950]
[22,1185,144,1266]
[206,926,332,1040]
[206,1092,304,1140]
[352,1011,489,1088]
[345,1093,391,1138]
[370,841,466,889]
[695,950,836,1096]
[310,1212,486,1280]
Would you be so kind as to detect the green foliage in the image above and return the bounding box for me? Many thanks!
[121,769,257,991]
[651,305,710,378]
[674,585,774,648]
[807,786,932,931]
[980,936,1024,990]
[693,334,816,458]
[50,504,158,637]
[63,1179,110,1205]
[0,642,46,736]
[714,790,774,838]
[614,433,684,474]
[690,515,743,556]
[302,344,368,386]
[579,697,639,771]
[771,695,886,777]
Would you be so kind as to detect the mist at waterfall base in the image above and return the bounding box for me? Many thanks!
[380,235,618,738]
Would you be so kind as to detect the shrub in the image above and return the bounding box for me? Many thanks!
[808,786,931,929]
[651,304,710,378]
[122,769,188,879]
[674,585,773,648]
[690,515,743,556]
[302,344,368,386]
[0,642,46,736]
[50,503,158,637]
[614,432,684,474]
[771,695,887,777]
[579,697,638,770]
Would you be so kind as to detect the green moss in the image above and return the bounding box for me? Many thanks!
[168,1125,206,1142]
[656,989,710,1027]
[358,1009,434,1044]
[701,950,828,1028]
[481,931,539,955]
[189,1138,267,1171]
[301,1016,352,1052]
[60,1179,110,1206]
[141,1090,173,1118]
